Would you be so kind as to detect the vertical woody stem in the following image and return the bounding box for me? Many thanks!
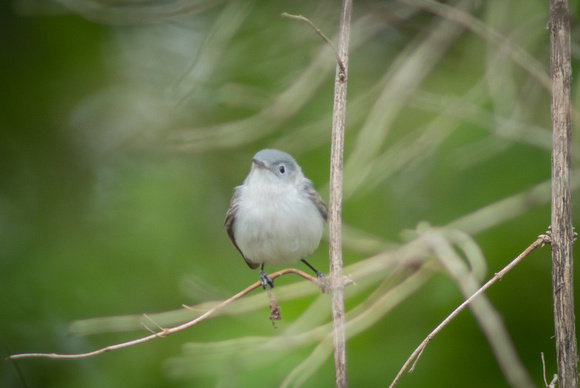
[549,0,578,386]
[329,0,352,386]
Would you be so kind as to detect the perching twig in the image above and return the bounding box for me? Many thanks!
[8,268,319,361]
[389,233,551,388]
[281,12,346,78]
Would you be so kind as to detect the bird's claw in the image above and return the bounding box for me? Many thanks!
[259,270,274,290]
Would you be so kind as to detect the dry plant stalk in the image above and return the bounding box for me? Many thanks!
[548,0,578,386]
[283,6,352,385]
[328,0,352,387]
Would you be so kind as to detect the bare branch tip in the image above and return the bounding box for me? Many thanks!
[280,10,346,76]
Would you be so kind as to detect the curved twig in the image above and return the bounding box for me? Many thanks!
[8,268,319,361]
[281,12,346,78]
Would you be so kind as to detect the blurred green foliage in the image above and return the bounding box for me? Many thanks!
[1,0,578,387]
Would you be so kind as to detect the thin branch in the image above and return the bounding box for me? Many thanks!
[7,268,318,361]
[281,12,346,77]
[542,352,559,388]
[542,352,549,387]
[428,229,534,387]
[389,233,551,388]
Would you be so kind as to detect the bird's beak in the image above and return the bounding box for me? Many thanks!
[252,158,268,170]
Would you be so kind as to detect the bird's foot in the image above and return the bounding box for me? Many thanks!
[259,269,274,290]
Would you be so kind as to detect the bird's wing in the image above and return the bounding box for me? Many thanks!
[304,181,328,222]
[224,189,260,270]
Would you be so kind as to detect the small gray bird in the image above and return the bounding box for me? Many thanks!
[225,149,327,289]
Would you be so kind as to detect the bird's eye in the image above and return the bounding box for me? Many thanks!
[278,165,286,174]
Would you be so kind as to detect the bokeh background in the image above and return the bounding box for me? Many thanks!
[1,0,578,387]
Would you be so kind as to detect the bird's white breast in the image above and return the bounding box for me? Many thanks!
[233,176,324,266]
